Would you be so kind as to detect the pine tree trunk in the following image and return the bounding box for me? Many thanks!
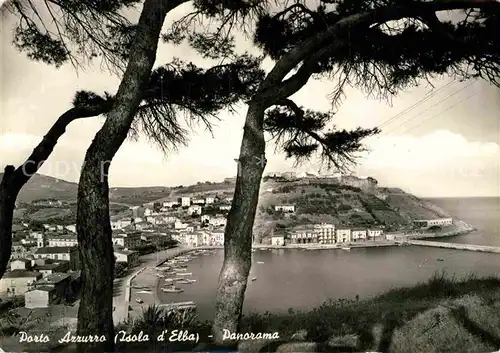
[211,102,267,345]
[0,168,15,280]
[75,1,184,351]
[0,106,107,280]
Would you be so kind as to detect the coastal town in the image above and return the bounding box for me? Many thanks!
[0,172,469,317]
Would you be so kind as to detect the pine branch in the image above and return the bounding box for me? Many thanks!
[264,99,379,172]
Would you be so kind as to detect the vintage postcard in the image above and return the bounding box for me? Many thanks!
[1,0,499,352]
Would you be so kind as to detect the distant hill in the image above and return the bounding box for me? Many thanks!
[4,174,453,235]
[0,173,78,203]
[253,179,452,239]
[0,173,171,206]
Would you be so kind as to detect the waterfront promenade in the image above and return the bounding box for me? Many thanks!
[113,246,190,324]
[407,240,500,254]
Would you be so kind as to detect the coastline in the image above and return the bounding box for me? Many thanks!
[136,222,477,311]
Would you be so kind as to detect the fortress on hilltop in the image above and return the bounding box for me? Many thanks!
[263,171,378,193]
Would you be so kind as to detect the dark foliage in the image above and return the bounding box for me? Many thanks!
[251,1,500,100]
[3,0,141,71]
[163,0,500,172]
[72,54,264,152]
[264,99,379,171]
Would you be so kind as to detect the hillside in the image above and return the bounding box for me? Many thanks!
[0,173,171,206]
[4,174,454,232]
[253,179,453,238]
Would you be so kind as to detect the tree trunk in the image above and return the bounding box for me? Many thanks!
[0,167,16,280]
[75,1,184,351]
[0,106,108,280]
[211,102,267,345]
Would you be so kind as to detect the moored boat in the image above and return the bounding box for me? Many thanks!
[162,286,184,293]
[176,272,192,276]
[159,301,196,312]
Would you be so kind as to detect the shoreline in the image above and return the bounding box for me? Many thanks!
[142,224,477,309]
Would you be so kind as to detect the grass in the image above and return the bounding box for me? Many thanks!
[237,272,500,352]
[113,272,500,352]
[2,273,499,352]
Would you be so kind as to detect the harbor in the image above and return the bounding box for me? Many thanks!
[407,240,500,253]
[128,248,219,318]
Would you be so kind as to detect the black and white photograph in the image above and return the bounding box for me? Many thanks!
[0,0,499,352]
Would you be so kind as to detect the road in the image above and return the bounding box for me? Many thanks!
[112,246,189,324]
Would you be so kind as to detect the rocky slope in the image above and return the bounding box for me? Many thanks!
[254,180,455,238]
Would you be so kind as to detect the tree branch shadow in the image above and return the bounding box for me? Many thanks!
[449,305,500,348]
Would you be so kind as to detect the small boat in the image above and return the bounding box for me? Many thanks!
[256,261,264,264]
[251,249,257,253]
[341,247,351,251]
[177,272,192,276]
[137,290,153,294]
[251,277,257,281]
[164,278,174,283]
[162,286,184,293]
[173,264,188,269]
[437,258,444,262]
[159,301,196,311]
[136,298,144,304]
[176,279,196,284]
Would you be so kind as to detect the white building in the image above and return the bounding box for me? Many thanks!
[33,247,77,261]
[210,232,224,246]
[162,201,178,208]
[135,221,153,231]
[112,232,142,249]
[351,229,367,241]
[10,259,32,271]
[205,197,215,204]
[174,221,188,230]
[111,218,132,230]
[193,198,205,205]
[171,233,185,243]
[219,205,231,211]
[188,205,202,216]
[185,233,202,247]
[65,225,76,233]
[274,205,296,213]
[289,226,317,243]
[201,215,210,223]
[181,197,191,207]
[314,223,336,244]
[209,217,227,227]
[336,228,351,243]
[271,235,285,246]
[114,249,139,266]
[368,228,384,240]
[413,218,453,228]
[144,208,153,216]
[47,236,78,248]
[147,215,178,225]
[200,232,211,246]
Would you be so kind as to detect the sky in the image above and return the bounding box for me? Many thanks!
[1,3,499,198]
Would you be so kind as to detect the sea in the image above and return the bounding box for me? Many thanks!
[158,197,500,321]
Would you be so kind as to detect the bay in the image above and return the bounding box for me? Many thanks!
[159,197,500,321]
